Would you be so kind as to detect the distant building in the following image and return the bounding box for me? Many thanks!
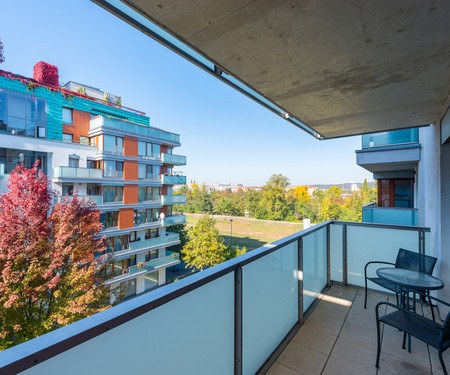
[0,62,187,299]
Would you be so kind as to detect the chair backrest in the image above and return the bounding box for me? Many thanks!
[395,248,437,275]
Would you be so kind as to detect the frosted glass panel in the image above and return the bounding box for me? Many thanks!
[330,224,343,282]
[242,242,298,375]
[22,274,235,375]
[347,226,419,288]
[303,228,327,311]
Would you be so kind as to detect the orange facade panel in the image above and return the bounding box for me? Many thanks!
[124,185,138,205]
[124,160,138,180]
[124,136,138,157]
[118,208,134,229]
[63,109,91,143]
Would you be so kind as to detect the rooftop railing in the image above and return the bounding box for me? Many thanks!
[362,128,419,148]
[0,220,430,374]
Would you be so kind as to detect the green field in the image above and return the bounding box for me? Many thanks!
[185,214,303,251]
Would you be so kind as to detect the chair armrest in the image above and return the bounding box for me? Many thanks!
[364,261,395,278]
[401,289,450,308]
[375,301,443,328]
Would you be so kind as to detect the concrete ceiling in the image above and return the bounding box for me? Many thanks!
[95,0,450,139]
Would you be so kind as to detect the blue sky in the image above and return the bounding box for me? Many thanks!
[1,0,373,186]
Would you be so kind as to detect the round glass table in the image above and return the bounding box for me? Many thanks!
[376,268,444,291]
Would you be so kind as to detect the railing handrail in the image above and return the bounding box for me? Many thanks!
[0,219,430,373]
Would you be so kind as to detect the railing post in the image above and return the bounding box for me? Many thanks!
[326,224,331,286]
[342,224,348,285]
[298,237,304,323]
[419,230,425,255]
[234,266,242,375]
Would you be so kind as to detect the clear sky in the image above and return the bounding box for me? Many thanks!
[1,0,373,186]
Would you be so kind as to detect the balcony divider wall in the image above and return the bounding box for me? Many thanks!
[0,220,430,375]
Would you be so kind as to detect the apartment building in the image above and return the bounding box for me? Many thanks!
[0,63,187,299]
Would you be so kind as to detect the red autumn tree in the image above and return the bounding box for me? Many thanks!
[0,162,112,350]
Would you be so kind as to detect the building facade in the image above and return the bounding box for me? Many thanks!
[0,64,187,299]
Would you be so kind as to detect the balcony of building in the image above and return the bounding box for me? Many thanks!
[53,166,103,181]
[161,174,187,185]
[129,250,180,276]
[356,129,421,174]
[89,116,181,146]
[362,202,419,227]
[2,220,438,375]
[161,153,187,166]
[161,194,187,205]
[54,194,104,206]
[162,214,187,226]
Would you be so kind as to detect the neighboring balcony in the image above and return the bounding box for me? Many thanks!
[362,128,418,148]
[53,166,103,180]
[161,153,186,166]
[362,202,419,226]
[55,195,104,206]
[161,174,187,185]
[129,250,180,276]
[161,195,187,205]
[2,220,433,375]
[162,215,186,226]
[128,233,180,253]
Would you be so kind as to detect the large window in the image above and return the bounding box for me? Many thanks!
[103,186,123,203]
[100,211,119,228]
[104,160,123,178]
[377,178,414,208]
[137,141,161,158]
[104,135,123,154]
[62,107,73,125]
[138,164,155,179]
[0,89,47,138]
[134,208,160,225]
[62,133,73,143]
[0,148,47,174]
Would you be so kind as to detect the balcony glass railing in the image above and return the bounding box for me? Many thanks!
[0,220,431,375]
[161,153,187,165]
[161,195,187,205]
[55,195,104,206]
[90,116,180,144]
[0,163,4,178]
[161,175,187,185]
[362,203,418,226]
[162,215,187,226]
[129,251,180,275]
[53,167,103,179]
[362,128,419,148]
[128,233,180,252]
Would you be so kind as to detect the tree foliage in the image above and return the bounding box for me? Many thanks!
[182,216,228,271]
[0,163,111,350]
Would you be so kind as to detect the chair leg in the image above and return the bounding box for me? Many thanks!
[396,292,399,306]
[402,331,406,350]
[408,333,411,353]
[376,320,382,368]
[427,291,436,322]
[364,279,368,309]
[439,350,447,375]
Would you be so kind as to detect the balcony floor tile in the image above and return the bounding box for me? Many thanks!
[268,285,438,375]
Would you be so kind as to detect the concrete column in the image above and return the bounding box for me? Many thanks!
[136,275,145,294]
[158,268,166,285]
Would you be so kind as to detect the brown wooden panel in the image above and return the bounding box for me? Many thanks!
[124,185,138,204]
[119,208,134,229]
[124,160,138,180]
[124,136,138,157]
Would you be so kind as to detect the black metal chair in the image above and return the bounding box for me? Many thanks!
[364,248,437,309]
[375,291,450,374]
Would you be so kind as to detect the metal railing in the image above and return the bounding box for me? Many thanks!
[0,220,430,374]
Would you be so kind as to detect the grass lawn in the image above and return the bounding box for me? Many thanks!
[184,214,303,251]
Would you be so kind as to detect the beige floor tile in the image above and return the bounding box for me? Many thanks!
[322,355,377,375]
[328,337,379,374]
[377,350,432,375]
[381,325,429,362]
[266,362,302,375]
[339,321,378,349]
[292,324,337,355]
[314,299,350,320]
[327,284,358,300]
[277,341,328,375]
[302,311,344,336]
[352,291,388,314]
[346,306,379,330]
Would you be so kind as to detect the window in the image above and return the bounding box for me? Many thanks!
[69,157,79,168]
[152,208,160,222]
[104,160,123,178]
[145,250,158,262]
[145,228,158,240]
[62,185,74,196]
[62,107,73,125]
[144,272,158,291]
[100,211,119,228]
[153,187,160,200]
[146,165,152,179]
[134,209,147,225]
[377,179,414,208]
[103,186,123,203]
[104,135,123,154]
[138,187,147,202]
[62,133,73,143]
[87,160,98,169]
[153,165,160,179]
[138,141,146,157]
[167,206,172,216]
[80,136,89,145]
[138,164,146,179]
[153,144,161,158]
[0,148,47,174]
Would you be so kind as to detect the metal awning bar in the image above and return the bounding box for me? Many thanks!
[91,0,322,139]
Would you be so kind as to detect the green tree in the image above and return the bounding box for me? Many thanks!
[259,174,290,220]
[166,224,188,254]
[182,216,227,270]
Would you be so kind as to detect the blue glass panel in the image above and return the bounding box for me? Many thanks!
[330,224,343,282]
[362,128,418,148]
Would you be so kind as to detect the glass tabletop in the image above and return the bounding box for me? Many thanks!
[376,268,444,290]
